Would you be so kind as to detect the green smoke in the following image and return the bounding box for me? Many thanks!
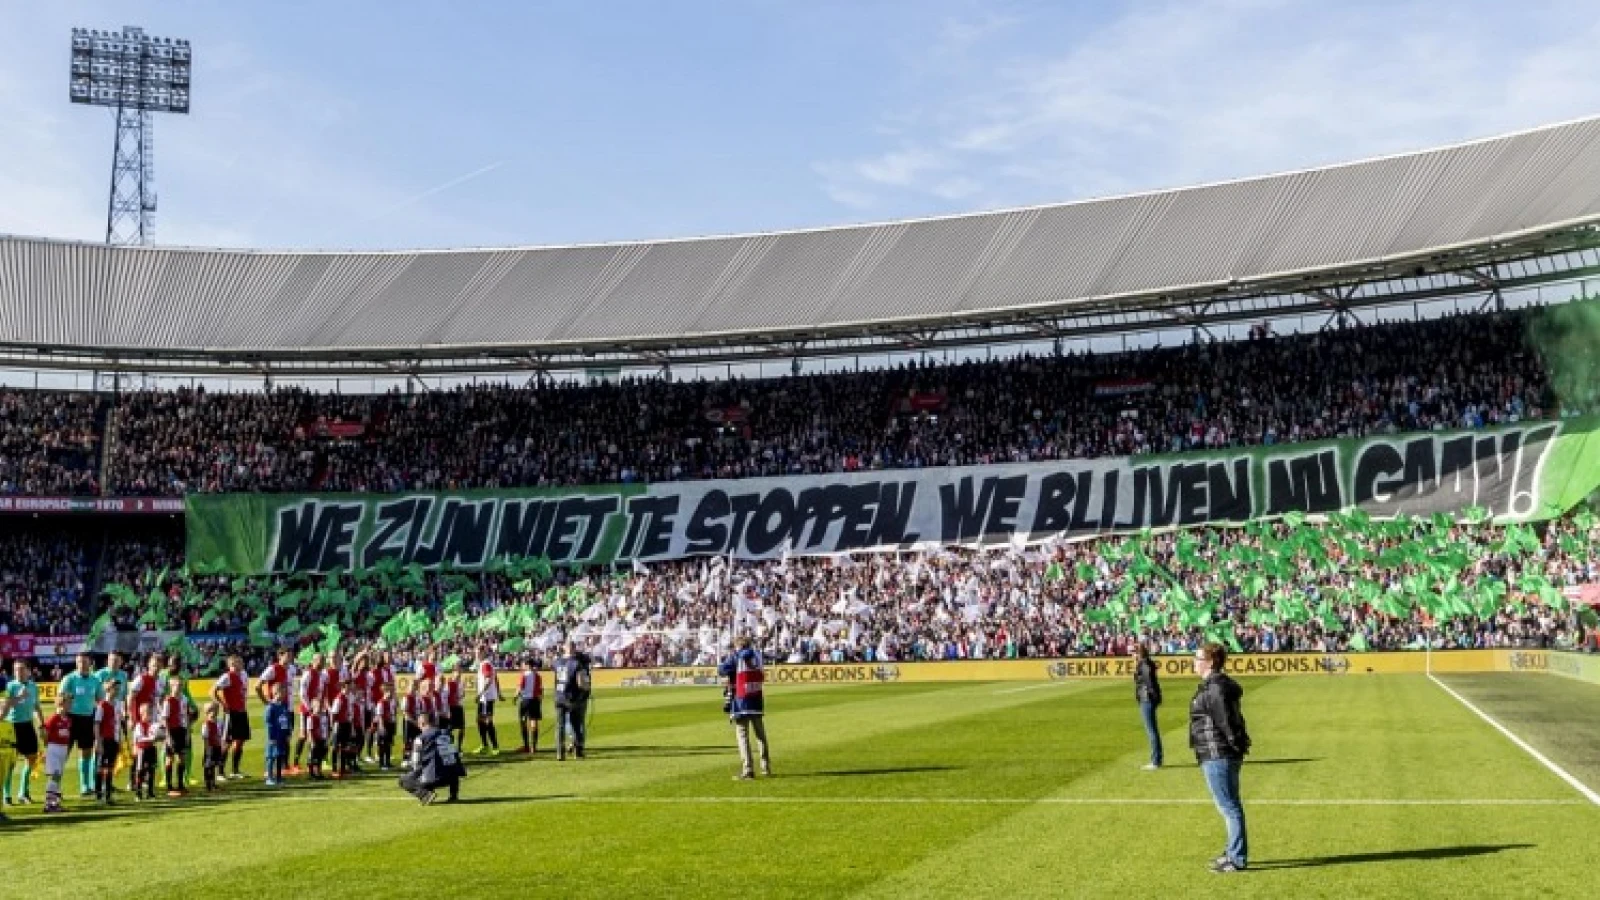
[1529,297,1600,415]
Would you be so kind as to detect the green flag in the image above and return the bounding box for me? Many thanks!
[1474,579,1508,618]
[247,614,271,647]
[381,614,407,646]
[87,612,113,644]
[1084,607,1114,625]
[103,583,139,610]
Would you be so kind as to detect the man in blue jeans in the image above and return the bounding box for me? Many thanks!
[1134,642,1163,769]
[1189,642,1251,873]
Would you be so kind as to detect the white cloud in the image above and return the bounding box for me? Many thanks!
[855,148,947,188]
[936,12,1021,54]
[816,0,1600,214]
[930,176,982,201]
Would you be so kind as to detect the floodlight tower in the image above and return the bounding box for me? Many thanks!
[69,26,192,245]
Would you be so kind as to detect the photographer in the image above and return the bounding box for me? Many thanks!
[399,712,464,805]
[718,635,770,780]
[553,642,591,761]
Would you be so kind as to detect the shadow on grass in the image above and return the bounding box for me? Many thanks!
[1165,758,1320,768]
[1252,844,1534,870]
[0,791,247,830]
[793,765,960,778]
[599,744,729,754]
[0,772,388,832]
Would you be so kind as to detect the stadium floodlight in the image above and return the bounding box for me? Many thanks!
[69,25,192,245]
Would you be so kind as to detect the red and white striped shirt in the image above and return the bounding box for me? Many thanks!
[258,661,290,700]
[95,699,120,740]
[330,692,351,725]
[215,670,248,713]
[323,666,344,704]
[421,693,443,721]
[130,673,158,723]
[161,695,189,731]
[372,665,393,701]
[298,667,325,715]
[477,662,499,701]
[133,720,162,750]
[517,670,543,701]
[360,671,378,711]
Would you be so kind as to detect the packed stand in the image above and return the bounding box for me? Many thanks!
[95,306,1573,496]
[0,533,92,635]
[0,389,101,496]
[86,514,1599,673]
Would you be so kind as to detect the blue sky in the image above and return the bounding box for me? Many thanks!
[3,0,1600,251]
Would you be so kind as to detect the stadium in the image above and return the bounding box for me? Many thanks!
[4,10,1600,900]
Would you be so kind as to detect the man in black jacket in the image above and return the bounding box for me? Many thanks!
[1134,642,1163,770]
[1190,642,1250,873]
[553,642,592,761]
[399,713,464,805]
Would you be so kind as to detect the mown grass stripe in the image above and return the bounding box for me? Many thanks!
[1429,674,1600,806]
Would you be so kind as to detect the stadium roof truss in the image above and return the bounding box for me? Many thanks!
[5,117,1600,376]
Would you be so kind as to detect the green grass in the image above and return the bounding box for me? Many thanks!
[5,673,1600,899]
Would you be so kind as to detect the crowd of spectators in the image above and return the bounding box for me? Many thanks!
[91,306,1574,496]
[0,532,92,635]
[85,513,1598,673]
[2,304,1597,663]
[0,389,101,496]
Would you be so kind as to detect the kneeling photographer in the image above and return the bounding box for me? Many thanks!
[399,712,466,805]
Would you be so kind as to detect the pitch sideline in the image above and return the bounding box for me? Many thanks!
[1428,673,1600,806]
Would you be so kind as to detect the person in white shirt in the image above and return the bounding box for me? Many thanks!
[473,652,500,756]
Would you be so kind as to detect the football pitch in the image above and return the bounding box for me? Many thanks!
[7,673,1600,899]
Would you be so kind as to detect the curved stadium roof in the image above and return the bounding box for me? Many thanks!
[5,117,1600,376]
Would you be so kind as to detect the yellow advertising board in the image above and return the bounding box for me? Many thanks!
[595,649,1520,689]
[1500,649,1600,685]
[31,649,1587,700]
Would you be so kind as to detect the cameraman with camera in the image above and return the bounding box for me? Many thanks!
[553,642,592,760]
[719,635,770,780]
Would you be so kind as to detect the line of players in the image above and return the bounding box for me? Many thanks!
[1,646,548,812]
